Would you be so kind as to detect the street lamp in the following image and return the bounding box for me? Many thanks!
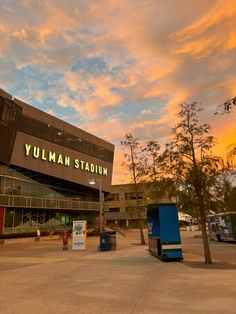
[88,178,104,232]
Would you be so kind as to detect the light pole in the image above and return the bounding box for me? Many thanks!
[88,178,104,232]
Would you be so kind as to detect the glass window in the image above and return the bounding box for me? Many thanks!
[30,183,38,197]
[13,181,22,195]
[125,206,137,212]
[13,196,27,207]
[18,114,114,163]
[22,182,30,196]
[31,210,38,224]
[14,208,23,227]
[0,195,9,205]
[125,192,143,200]
[22,209,31,225]
[4,208,14,227]
[37,185,44,197]
[4,178,13,195]
[30,198,43,207]
[60,200,69,208]
[38,211,46,224]
[111,194,119,201]
[0,177,3,194]
[44,210,50,223]
[109,208,120,212]
[46,199,57,208]
[60,214,70,225]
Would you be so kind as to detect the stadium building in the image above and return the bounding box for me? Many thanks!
[0,89,114,236]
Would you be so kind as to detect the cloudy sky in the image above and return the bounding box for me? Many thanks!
[0,0,236,183]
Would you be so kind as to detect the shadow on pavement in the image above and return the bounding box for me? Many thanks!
[183,261,236,270]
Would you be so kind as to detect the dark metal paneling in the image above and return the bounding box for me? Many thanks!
[0,96,22,164]
[18,114,114,163]
[11,131,113,193]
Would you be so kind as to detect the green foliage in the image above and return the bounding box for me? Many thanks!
[120,133,146,244]
[120,103,235,263]
[155,178,178,201]
[177,189,199,217]
[161,102,226,209]
[142,140,161,182]
[159,101,229,264]
[226,143,236,173]
[121,133,146,183]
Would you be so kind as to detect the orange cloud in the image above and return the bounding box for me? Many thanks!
[112,146,131,184]
[1,0,236,184]
[174,0,236,57]
[213,111,236,156]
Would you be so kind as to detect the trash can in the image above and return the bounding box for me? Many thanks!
[100,231,110,251]
[108,231,116,250]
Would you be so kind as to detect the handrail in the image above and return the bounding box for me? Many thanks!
[0,194,99,211]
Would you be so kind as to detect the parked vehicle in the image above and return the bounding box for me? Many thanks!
[208,212,236,241]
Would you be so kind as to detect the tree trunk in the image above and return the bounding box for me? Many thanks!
[133,175,146,245]
[138,211,146,244]
[199,199,213,264]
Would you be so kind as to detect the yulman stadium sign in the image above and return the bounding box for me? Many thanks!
[24,144,108,176]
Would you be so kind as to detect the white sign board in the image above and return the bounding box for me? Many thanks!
[72,221,87,250]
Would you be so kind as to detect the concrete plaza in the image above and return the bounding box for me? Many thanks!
[0,230,235,314]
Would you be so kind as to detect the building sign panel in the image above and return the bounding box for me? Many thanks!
[24,143,108,176]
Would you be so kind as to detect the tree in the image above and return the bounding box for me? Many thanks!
[177,188,199,217]
[156,177,179,202]
[142,141,161,181]
[226,144,236,174]
[214,96,236,115]
[142,141,161,201]
[142,141,179,203]
[214,100,236,209]
[161,102,227,264]
[227,187,236,212]
[121,133,146,244]
[215,97,236,174]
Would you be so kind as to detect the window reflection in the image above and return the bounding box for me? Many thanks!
[18,114,114,163]
[1,166,96,201]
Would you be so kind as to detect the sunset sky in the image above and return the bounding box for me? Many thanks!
[0,0,236,183]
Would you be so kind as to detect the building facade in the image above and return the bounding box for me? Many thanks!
[0,89,114,236]
[104,183,171,228]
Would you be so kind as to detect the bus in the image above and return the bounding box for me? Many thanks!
[208,212,236,242]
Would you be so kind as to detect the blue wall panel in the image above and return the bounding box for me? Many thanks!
[159,204,181,244]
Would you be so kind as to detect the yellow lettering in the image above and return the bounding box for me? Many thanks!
[103,168,108,176]
[74,159,79,169]
[57,154,63,165]
[85,162,90,171]
[23,144,109,177]
[33,147,40,159]
[41,149,47,161]
[80,160,85,170]
[24,144,31,156]
[48,151,56,163]
[64,156,70,166]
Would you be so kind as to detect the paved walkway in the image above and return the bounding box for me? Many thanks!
[0,231,235,314]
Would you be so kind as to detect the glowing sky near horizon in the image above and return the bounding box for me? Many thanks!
[0,0,236,183]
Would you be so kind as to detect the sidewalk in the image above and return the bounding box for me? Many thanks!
[0,230,235,314]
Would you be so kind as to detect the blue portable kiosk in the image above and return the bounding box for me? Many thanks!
[147,203,183,261]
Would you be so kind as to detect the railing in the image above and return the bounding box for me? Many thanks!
[0,194,99,211]
[104,211,147,220]
[4,225,69,234]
